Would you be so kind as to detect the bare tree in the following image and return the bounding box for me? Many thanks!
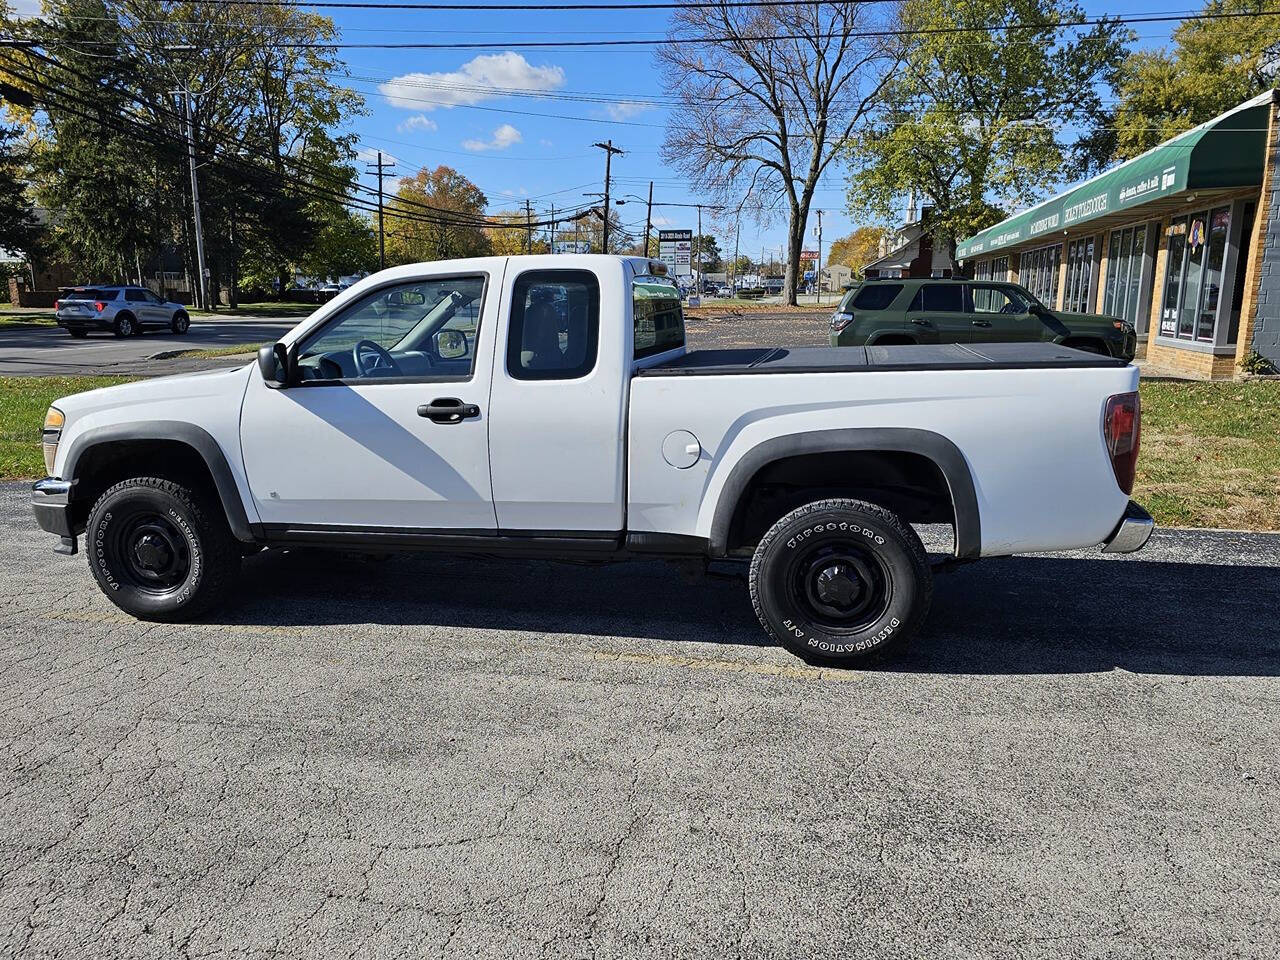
[659,2,900,304]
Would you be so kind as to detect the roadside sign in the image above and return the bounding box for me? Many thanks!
[658,229,693,276]
[552,240,591,254]
[799,250,819,262]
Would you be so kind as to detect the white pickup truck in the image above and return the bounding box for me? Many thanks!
[31,255,1152,665]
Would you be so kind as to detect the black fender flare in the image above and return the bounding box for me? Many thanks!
[708,427,981,559]
[62,421,255,542]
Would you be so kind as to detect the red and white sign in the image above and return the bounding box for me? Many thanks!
[799,250,819,261]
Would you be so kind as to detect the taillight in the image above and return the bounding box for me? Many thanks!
[94,301,106,312]
[1104,391,1140,495]
[831,311,854,332]
[53,300,59,310]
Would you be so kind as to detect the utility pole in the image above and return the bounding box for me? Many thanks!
[548,203,556,252]
[732,218,740,294]
[525,198,533,254]
[365,152,395,270]
[643,180,653,258]
[183,93,209,312]
[815,209,824,304]
[695,204,703,293]
[592,140,624,254]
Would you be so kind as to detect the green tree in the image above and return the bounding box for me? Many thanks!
[1105,0,1280,163]
[0,124,41,260]
[386,166,491,264]
[692,234,722,272]
[845,0,1130,255]
[296,203,376,281]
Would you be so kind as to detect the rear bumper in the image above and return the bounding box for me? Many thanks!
[56,316,112,330]
[1101,501,1154,554]
[31,477,78,554]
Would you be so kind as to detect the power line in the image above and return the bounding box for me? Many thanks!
[24,9,1279,49]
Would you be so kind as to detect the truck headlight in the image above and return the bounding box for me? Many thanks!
[830,311,855,333]
[42,407,64,476]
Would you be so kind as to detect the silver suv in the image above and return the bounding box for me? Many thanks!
[55,286,191,339]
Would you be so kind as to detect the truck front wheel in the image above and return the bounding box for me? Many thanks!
[749,498,932,665]
[85,477,240,621]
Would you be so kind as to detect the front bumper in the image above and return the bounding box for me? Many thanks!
[1101,501,1154,554]
[31,477,78,554]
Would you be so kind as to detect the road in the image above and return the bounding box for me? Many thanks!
[0,317,299,377]
[0,309,829,377]
[1,482,1278,957]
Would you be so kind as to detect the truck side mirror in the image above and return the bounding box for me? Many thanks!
[258,342,291,388]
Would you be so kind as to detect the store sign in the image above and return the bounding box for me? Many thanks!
[658,229,693,276]
[799,250,819,261]
[551,240,591,254]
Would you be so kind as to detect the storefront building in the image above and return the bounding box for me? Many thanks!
[956,90,1280,379]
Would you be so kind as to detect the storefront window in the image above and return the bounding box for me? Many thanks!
[1103,224,1149,326]
[1064,237,1095,313]
[991,256,1009,281]
[1160,206,1232,343]
[973,260,992,283]
[1019,244,1061,306]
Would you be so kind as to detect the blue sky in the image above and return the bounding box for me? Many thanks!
[332,0,1184,257]
[11,0,1184,257]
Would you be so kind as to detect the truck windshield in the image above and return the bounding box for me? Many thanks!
[633,277,684,359]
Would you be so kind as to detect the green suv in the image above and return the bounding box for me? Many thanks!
[829,278,1137,361]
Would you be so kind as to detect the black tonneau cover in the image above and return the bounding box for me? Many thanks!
[639,341,1126,376]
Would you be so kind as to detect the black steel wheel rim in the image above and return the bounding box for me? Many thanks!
[107,511,191,594]
[786,540,892,633]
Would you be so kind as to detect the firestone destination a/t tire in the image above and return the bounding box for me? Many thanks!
[749,498,932,666]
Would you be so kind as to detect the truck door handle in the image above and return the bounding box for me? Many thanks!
[910,318,932,326]
[971,319,992,327]
[418,397,480,424]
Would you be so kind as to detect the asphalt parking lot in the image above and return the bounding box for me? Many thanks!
[2,482,1278,957]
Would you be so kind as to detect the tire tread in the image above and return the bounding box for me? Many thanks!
[748,497,932,665]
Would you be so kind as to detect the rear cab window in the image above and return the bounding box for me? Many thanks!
[632,276,685,359]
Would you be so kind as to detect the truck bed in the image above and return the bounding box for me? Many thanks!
[639,342,1126,376]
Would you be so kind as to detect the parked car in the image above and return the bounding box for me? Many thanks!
[830,277,1137,361]
[30,255,1150,666]
[55,286,190,339]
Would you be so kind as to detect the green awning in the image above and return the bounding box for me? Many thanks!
[955,91,1275,260]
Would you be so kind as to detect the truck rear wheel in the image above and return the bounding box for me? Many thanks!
[748,498,932,666]
[85,477,240,621]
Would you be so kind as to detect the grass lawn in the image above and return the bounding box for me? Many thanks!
[0,308,57,328]
[150,342,265,360]
[192,302,317,319]
[1136,379,1280,530]
[1,374,1276,530]
[0,376,137,480]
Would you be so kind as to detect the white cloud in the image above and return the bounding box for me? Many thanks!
[651,215,675,228]
[462,124,523,152]
[500,187,530,198]
[397,114,438,134]
[379,53,565,112]
[605,100,653,121]
[539,138,554,148]
[8,0,42,16]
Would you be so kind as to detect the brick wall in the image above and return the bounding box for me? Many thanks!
[1243,100,1280,365]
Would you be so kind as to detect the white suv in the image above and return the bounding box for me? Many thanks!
[55,286,191,338]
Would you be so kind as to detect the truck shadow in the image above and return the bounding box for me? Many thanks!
[224,547,1280,677]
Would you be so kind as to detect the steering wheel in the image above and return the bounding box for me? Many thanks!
[352,339,401,377]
